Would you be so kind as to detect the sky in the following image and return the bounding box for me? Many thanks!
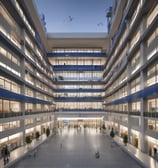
[34,0,113,33]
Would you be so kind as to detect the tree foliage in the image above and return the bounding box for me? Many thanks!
[110,128,115,138]
[35,131,40,140]
[46,127,50,137]
[123,134,128,145]
[25,135,32,144]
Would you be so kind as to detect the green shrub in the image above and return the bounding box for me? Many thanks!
[46,127,50,137]
[123,134,128,145]
[25,135,32,145]
[35,131,40,140]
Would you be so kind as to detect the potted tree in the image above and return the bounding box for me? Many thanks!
[25,135,32,148]
[35,131,40,140]
[123,134,128,146]
[46,127,50,137]
[110,127,115,138]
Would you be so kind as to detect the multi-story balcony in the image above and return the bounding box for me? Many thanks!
[54,88,105,93]
[47,52,106,58]
[0,87,52,105]
[54,96,104,102]
[53,65,104,71]
[105,83,158,106]
[55,108,104,113]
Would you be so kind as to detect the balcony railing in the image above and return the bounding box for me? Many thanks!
[54,88,105,93]
[104,110,141,116]
[0,110,54,118]
[103,110,158,118]
[54,97,104,102]
[53,76,102,81]
[0,112,23,118]
[53,65,104,71]
[0,88,52,105]
[106,83,158,105]
[47,52,106,57]
[144,112,158,118]
[55,109,104,112]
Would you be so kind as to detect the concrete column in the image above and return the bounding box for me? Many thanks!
[20,55,26,145]
[140,97,148,153]
[127,81,132,143]
[128,102,132,143]
[20,28,26,146]
[33,72,36,112]
[139,15,148,153]
[20,79,25,146]
[139,56,147,152]
[53,112,57,131]
[126,18,132,142]
[20,28,25,53]
[20,119,25,146]
[20,28,25,79]
[140,16,147,66]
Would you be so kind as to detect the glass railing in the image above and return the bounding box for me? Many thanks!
[54,97,104,102]
[47,52,106,57]
[0,112,23,118]
[0,61,20,77]
[54,109,104,112]
[13,0,35,37]
[144,112,158,118]
[53,65,104,71]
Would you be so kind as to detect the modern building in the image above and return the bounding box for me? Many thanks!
[0,0,158,161]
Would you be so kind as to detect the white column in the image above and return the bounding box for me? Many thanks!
[126,20,131,143]
[20,28,26,146]
[139,16,147,153]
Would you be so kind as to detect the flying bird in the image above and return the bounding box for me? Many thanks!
[64,16,74,23]
[68,16,74,22]
[97,22,104,26]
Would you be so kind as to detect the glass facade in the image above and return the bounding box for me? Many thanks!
[103,0,158,159]
[0,0,54,153]
[49,47,106,112]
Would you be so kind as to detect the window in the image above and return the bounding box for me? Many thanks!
[146,4,158,27]
[0,121,20,132]
[147,63,158,86]
[131,51,140,74]
[131,77,140,94]
[147,99,158,112]
[0,76,20,93]
[131,101,140,112]
[146,27,158,60]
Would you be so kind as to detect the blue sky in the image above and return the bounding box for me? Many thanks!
[34,0,113,33]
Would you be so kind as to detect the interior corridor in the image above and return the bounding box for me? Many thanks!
[11,128,143,168]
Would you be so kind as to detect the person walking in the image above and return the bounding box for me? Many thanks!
[4,146,10,161]
[1,146,6,164]
[2,145,10,164]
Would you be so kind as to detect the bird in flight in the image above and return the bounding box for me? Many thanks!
[68,16,74,22]
[97,22,104,26]
[64,16,74,22]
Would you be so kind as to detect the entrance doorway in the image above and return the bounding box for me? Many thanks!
[57,117,103,129]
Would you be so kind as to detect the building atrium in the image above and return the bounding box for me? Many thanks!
[0,0,158,167]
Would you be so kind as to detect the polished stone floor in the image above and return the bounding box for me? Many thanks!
[11,128,143,168]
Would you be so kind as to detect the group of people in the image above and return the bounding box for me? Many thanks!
[1,145,10,164]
